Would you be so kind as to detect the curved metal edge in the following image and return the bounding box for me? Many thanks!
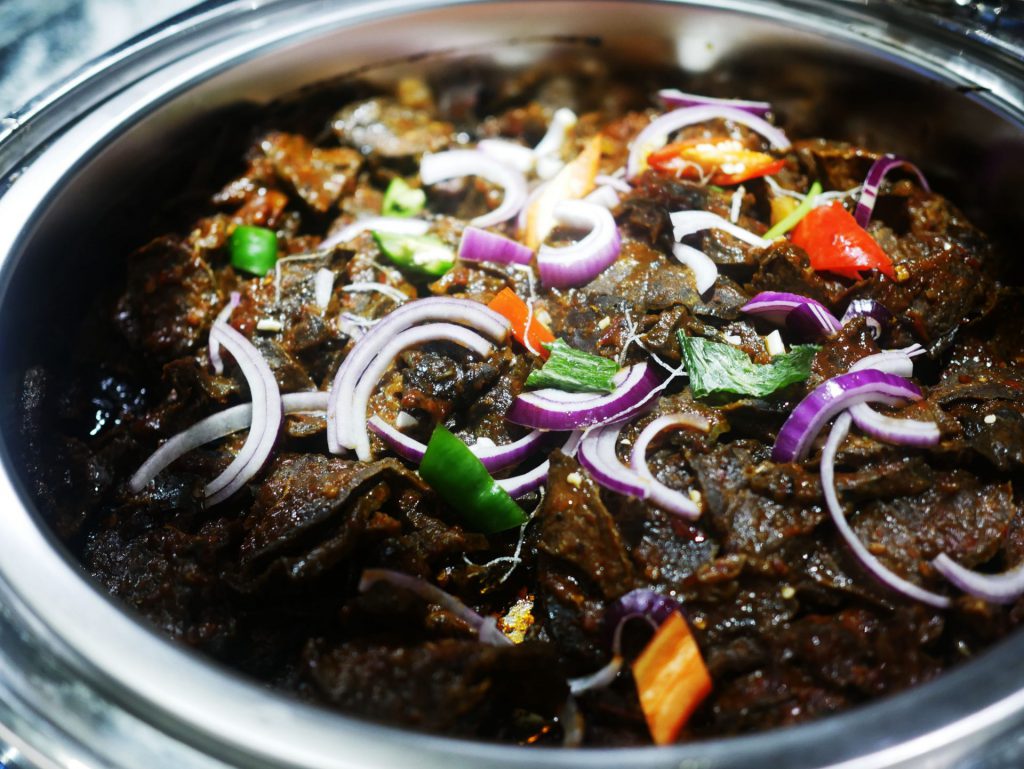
[0,1,1022,768]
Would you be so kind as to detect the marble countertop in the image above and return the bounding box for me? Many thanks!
[0,0,200,117]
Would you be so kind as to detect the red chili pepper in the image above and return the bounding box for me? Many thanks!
[487,287,555,358]
[647,136,785,186]
[791,201,895,280]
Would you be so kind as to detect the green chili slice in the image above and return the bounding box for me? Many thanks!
[229,225,278,276]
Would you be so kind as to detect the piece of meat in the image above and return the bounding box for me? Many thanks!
[332,97,453,158]
[259,132,364,212]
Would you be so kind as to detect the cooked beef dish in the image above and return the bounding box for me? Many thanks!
[16,60,1024,747]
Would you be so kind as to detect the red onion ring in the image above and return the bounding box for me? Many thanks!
[326,297,509,453]
[772,370,923,463]
[506,362,661,431]
[846,349,940,447]
[578,421,649,499]
[822,412,951,608]
[420,150,529,229]
[841,299,892,340]
[129,392,328,493]
[627,105,790,179]
[367,415,547,472]
[932,553,1024,605]
[537,200,621,289]
[476,139,535,173]
[670,210,772,250]
[671,243,718,295]
[657,88,773,117]
[458,226,534,266]
[629,413,709,519]
[854,154,930,227]
[208,291,241,375]
[321,216,430,250]
[203,324,283,505]
[350,323,495,461]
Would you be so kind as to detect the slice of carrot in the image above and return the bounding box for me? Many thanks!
[487,287,555,358]
[631,611,712,746]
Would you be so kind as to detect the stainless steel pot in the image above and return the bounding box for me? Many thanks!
[0,2,1022,767]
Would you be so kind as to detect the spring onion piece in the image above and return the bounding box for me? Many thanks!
[496,431,583,498]
[627,105,790,179]
[372,231,454,276]
[772,369,923,463]
[630,413,710,518]
[350,323,494,461]
[679,334,818,402]
[321,217,430,249]
[458,226,534,266]
[657,88,772,117]
[202,323,282,505]
[313,269,335,310]
[763,181,822,239]
[359,568,512,644]
[507,362,662,431]
[933,553,1024,605]
[420,149,529,229]
[327,297,510,453]
[671,243,718,294]
[669,210,771,250]
[854,154,930,227]
[419,424,527,533]
[208,291,241,375]
[129,391,328,493]
[526,340,620,393]
[367,415,547,472]
[822,412,951,608]
[381,177,426,218]
[537,200,621,289]
[841,299,892,340]
[229,225,278,276]
[740,291,841,340]
[632,611,713,745]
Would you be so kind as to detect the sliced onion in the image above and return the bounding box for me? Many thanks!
[340,282,409,305]
[594,174,631,194]
[208,291,242,375]
[657,88,772,117]
[313,268,335,310]
[359,568,512,645]
[845,347,939,447]
[627,105,790,179]
[477,139,536,173]
[129,392,328,493]
[578,421,649,498]
[841,299,892,340]
[327,297,510,453]
[822,412,950,608]
[420,150,529,228]
[321,216,431,250]
[854,154,931,227]
[670,210,772,250]
[496,431,582,498]
[849,346,923,378]
[933,553,1024,605]
[350,324,494,461]
[537,200,621,289]
[606,588,682,653]
[786,301,843,341]
[671,243,718,294]
[458,226,534,266]
[506,362,660,431]
[569,656,623,696]
[584,185,621,210]
[630,413,709,518]
[772,369,923,463]
[533,107,578,159]
[202,324,283,505]
[367,415,547,472]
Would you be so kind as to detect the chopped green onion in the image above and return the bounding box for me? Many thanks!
[679,332,819,401]
[418,424,527,534]
[764,181,823,240]
[526,339,620,393]
[372,231,454,276]
[382,177,427,218]
[229,225,278,276]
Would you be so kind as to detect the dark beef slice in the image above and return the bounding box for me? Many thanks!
[115,236,218,361]
[260,132,363,212]
[332,97,453,158]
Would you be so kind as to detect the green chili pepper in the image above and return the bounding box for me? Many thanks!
[763,181,823,240]
[382,177,427,218]
[526,339,620,393]
[418,425,527,534]
[229,225,278,276]
[372,231,454,276]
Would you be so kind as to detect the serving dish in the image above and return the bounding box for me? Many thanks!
[0,1,1023,767]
